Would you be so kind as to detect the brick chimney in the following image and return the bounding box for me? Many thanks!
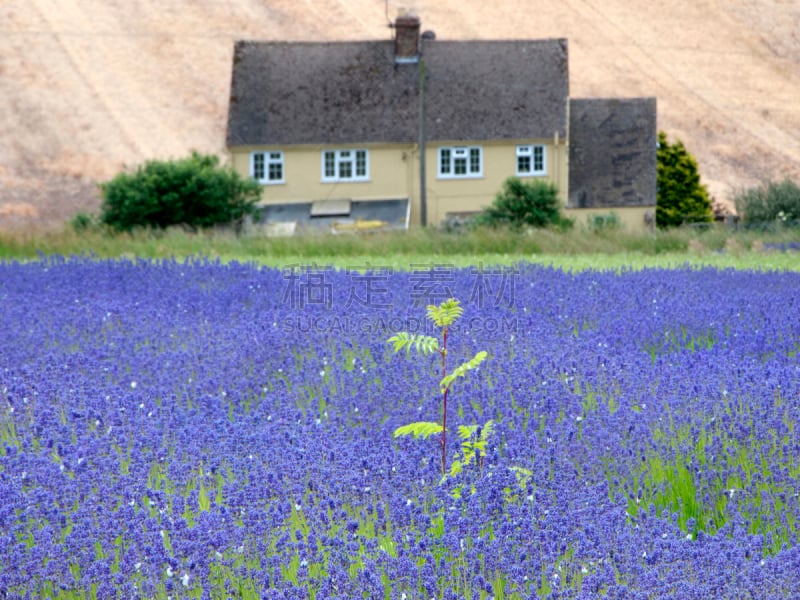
[394,13,421,63]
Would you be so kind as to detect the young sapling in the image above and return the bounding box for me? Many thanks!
[388,298,489,477]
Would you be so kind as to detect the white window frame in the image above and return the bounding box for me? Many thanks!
[516,145,546,176]
[321,149,369,182]
[250,151,285,184]
[438,146,483,179]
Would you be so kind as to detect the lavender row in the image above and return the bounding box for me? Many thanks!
[0,258,798,599]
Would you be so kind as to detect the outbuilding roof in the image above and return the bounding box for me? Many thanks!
[568,97,657,208]
[226,38,569,147]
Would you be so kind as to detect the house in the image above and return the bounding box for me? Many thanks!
[225,14,656,232]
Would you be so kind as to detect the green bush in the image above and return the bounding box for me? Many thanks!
[734,178,800,229]
[477,177,572,229]
[100,152,261,232]
[70,212,98,232]
[656,132,712,228]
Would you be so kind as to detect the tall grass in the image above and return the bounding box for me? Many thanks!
[1,223,798,270]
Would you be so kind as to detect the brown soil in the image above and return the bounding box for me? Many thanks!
[2,0,798,231]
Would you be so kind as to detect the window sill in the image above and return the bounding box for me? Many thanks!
[321,178,371,184]
[436,174,484,180]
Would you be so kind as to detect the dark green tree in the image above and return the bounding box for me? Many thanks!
[477,177,570,229]
[100,152,261,232]
[656,131,712,228]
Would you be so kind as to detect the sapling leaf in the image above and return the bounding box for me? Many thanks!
[440,350,488,392]
[480,419,495,442]
[414,335,439,355]
[472,441,487,458]
[387,332,439,355]
[460,444,475,466]
[457,425,478,440]
[394,422,444,439]
[427,298,463,327]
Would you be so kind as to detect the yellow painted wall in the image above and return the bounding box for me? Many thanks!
[422,140,568,224]
[564,206,655,231]
[229,144,413,204]
[230,138,569,226]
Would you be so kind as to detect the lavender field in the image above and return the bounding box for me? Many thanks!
[1,258,798,599]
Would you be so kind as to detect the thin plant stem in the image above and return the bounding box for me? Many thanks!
[440,326,449,476]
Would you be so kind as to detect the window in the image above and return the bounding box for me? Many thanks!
[322,150,369,182]
[438,146,482,178]
[516,145,546,176]
[251,151,284,184]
